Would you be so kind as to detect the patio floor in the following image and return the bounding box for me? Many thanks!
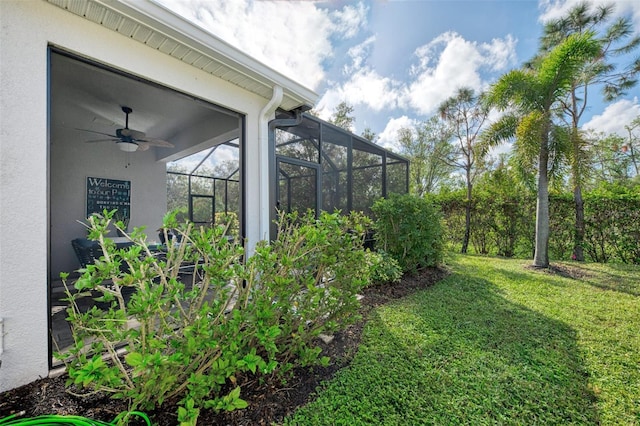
[50,272,213,367]
[50,279,105,366]
[50,278,138,366]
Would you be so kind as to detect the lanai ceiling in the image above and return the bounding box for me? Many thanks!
[50,51,240,162]
[46,0,318,162]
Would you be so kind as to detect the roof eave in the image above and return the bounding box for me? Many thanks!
[45,0,318,111]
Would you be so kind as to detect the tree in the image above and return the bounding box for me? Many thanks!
[623,115,640,177]
[473,156,536,258]
[438,87,491,254]
[396,119,454,197]
[586,131,630,184]
[360,127,378,143]
[535,1,640,261]
[329,101,356,132]
[485,32,601,268]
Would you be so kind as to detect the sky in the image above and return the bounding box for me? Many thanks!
[155,0,640,152]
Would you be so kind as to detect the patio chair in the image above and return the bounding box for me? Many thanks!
[71,238,103,269]
[71,238,135,271]
[70,238,136,304]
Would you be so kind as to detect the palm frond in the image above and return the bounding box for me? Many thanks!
[481,114,518,148]
[486,70,538,111]
[538,32,601,103]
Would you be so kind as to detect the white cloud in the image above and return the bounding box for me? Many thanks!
[483,36,519,71]
[402,32,517,116]
[317,69,402,116]
[539,0,640,32]
[583,98,640,136]
[318,31,517,127]
[538,0,580,22]
[378,115,420,151]
[345,36,376,74]
[315,35,403,119]
[154,0,367,90]
[330,2,368,39]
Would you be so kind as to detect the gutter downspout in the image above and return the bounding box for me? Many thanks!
[0,317,4,366]
[258,85,283,244]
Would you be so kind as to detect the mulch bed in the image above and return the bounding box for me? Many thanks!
[0,267,449,425]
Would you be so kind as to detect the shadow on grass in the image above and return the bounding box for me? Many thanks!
[288,263,600,424]
[499,259,640,297]
[564,262,640,297]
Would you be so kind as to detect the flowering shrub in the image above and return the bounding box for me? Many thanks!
[58,209,371,425]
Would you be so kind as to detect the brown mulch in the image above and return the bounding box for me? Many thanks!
[524,263,595,280]
[0,267,449,425]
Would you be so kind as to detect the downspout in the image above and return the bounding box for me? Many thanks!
[258,85,283,243]
[0,317,4,361]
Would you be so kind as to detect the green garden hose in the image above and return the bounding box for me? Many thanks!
[0,411,151,426]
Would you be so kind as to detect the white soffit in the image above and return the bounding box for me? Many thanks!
[45,0,318,111]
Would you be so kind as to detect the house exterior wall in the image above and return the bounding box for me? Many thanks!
[0,0,270,392]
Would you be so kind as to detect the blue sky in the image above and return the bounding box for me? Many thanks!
[156,0,640,151]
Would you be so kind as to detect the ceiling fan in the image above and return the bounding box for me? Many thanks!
[78,106,174,152]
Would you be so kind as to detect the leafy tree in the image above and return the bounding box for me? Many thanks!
[396,117,454,197]
[535,1,640,261]
[585,130,634,185]
[166,159,240,225]
[485,32,601,267]
[473,156,536,258]
[360,127,378,143]
[623,115,640,176]
[329,101,356,132]
[438,87,491,254]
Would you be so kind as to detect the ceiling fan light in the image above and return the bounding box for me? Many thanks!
[118,142,138,152]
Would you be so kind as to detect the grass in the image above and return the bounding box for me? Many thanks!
[284,255,640,425]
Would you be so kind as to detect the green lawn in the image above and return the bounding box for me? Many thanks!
[284,255,640,425]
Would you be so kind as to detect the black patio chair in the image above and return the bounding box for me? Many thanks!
[71,238,103,269]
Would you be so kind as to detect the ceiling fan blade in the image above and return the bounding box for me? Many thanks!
[136,142,151,151]
[118,128,146,140]
[79,107,173,152]
[137,137,174,148]
[84,138,120,143]
[76,128,118,138]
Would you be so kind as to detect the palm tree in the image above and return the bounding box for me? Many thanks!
[484,32,600,267]
[534,1,640,261]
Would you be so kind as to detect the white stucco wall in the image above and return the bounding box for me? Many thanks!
[0,0,268,392]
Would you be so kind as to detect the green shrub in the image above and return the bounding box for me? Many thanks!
[548,193,575,261]
[58,209,371,425]
[437,188,640,264]
[214,211,239,238]
[364,250,403,285]
[247,210,372,368]
[372,194,444,272]
[583,189,640,264]
[437,184,536,259]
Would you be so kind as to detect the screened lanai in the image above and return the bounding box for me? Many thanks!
[270,110,409,231]
[167,142,241,238]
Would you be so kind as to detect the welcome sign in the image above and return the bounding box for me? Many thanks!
[86,176,131,220]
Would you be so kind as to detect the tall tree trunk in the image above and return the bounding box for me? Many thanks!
[534,137,550,268]
[571,126,585,262]
[461,174,472,254]
[629,144,640,177]
[573,184,585,261]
